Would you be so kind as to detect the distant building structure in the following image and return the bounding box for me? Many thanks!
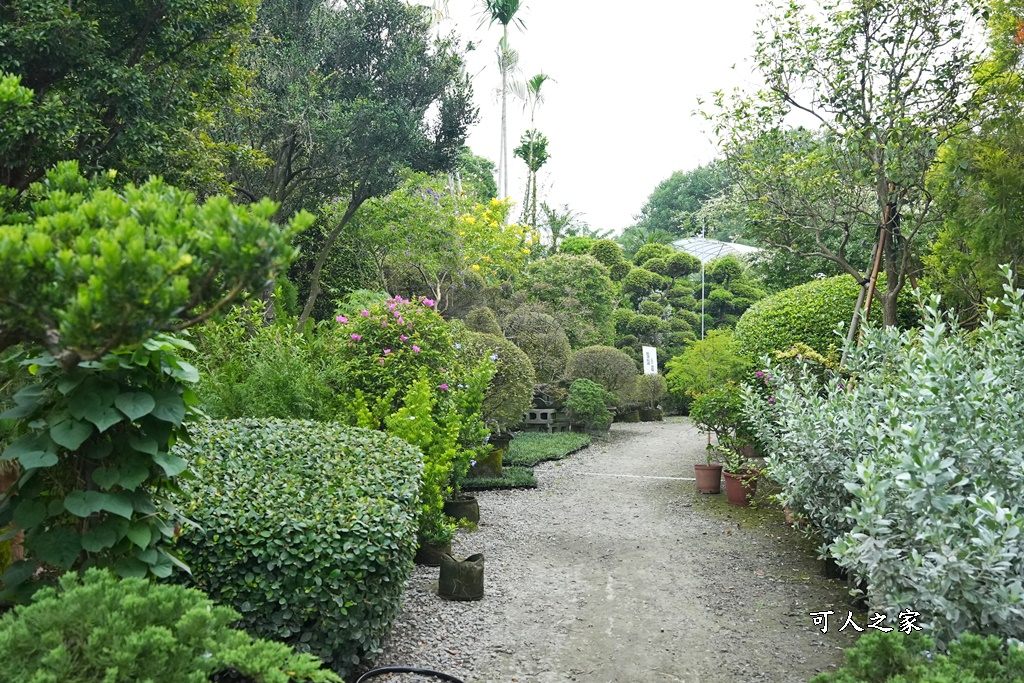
[671,236,761,264]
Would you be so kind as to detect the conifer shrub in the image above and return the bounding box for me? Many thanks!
[0,568,340,683]
[565,379,614,432]
[173,420,422,677]
[632,243,674,266]
[465,306,503,336]
[503,307,572,384]
[462,332,535,432]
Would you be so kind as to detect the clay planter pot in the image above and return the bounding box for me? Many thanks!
[438,553,485,601]
[639,407,663,422]
[468,448,503,479]
[413,538,452,566]
[443,494,480,524]
[723,470,758,506]
[694,463,723,494]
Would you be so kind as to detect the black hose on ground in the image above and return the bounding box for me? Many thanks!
[354,666,466,683]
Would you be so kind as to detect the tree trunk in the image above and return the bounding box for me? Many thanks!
[296,199,363,332]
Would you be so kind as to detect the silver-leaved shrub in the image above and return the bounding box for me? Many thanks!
[744,268,1024,646]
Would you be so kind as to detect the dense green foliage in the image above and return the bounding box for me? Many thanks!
[503,432,592,467]
[665,330,749,408]
[462,466,537,491]
[635,373,668,408]
[811,630,1024,683]
[565,345,639,405]
[465,306,504,336]
[734,276,915,362]
[522,254,616,347]
[744,273,1024,646]
[565,379,615,432]
[502,307,572,383]
[631,163,733,238]
[0,0,256,193]
[174,420,421,677]
[0,568,340,683]
[0,166,306,600]
[461,332,534,433]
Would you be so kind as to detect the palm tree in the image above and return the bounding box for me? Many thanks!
[512,72,552,228]
[480,0,526,200]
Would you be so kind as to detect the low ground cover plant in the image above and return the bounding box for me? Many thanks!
[462,466,537,491]
[0,568,340,683]
[504,432,592,467]
[173,419,422,678]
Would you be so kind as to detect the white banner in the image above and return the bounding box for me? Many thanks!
[642,346,658,375]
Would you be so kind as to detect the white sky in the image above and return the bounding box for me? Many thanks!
[428,0,769,233]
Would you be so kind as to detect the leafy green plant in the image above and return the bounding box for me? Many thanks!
[635,373,668,409]
[688,384,744,446]
[743,270,1024,647]
[504,432,591,467]
[461,332,534,433]
[665,330,750,409]
[0,164,307,600]
[522,254,616,348]
[811,630,1024,683]
[0,568,340,683]
[565,378,615,432]
[632,243,675,266]
[465,306,504,336]
[173,419,422,677]
[565,345,639,406]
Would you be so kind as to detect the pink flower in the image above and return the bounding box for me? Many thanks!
[423,298,435,307]
[400,335,408,341]
[336,315,348,323]
[379,359,385,364]
[439,383,449,391]
[412,345,421,353]
[389,304,396,311]
[394,311,402,318]
[351,334,362,341]
[384,349,392,354]
[381,321,387,328]
[361,309,371,317]
[397,317,404,325]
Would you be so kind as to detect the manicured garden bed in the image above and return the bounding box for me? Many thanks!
[463,466,538,491]
[503,432,592,467]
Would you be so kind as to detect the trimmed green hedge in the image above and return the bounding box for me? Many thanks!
[462,466,537,490]
[734,275,916,361]
[173,419,422,678]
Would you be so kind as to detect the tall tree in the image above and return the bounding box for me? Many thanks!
[708,0,991,326]
[633,163,731,238]
[0,0,256,193]
[480,0,526,200]
[512,72,552,227]
[227,0,476,330]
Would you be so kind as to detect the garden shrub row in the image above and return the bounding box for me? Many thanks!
[744,272,1024,647]
[172,419,423,678]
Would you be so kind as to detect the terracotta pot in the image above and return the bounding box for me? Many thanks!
[413,538,452,567]
[723,470,757,506]
[694,463,723,494]
[438,553,484,601]
[443,494,480,523]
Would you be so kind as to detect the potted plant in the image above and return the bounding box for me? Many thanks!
[565,378,615,434]
[688,384,746,495]
[720,443,762,506]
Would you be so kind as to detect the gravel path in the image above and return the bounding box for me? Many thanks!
[369,418,858,682]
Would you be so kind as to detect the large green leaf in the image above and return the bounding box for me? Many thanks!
[91,466,120,490]
[28,527,81,569]
[151,389,186,425]
[81,524,118,552]
[64,490,134,519]
[2,434,58,469]
[84,405,123,433]
[152,451,187,477]
[127,523,153,549]
[115,391,156,421]
[50,419,94,450]
[12,500,47,529]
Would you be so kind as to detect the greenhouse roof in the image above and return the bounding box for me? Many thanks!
[671,237,761,264]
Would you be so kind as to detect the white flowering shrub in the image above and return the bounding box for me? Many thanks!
[744,269,1024,646]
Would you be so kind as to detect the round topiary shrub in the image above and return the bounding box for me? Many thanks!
[465,306,503,336]
[666,251,701,279]
[173,419,423,678]
[559,236,597,255]
[0,569,341,683]
[734,275,917,362]
[626,313,662,340]
[462,331,535,432]
[642,257,669,275]
[589,239,626,269]
[523,254,616,348]
[611,307,636,334]
[635,373,668,408]
[633,243,675,266]
[608,261,632,282]
[638,299,666,317]
[503,307,573,383]
[622,267,667,302]
[565,345,639,404]
[707,255,744,284]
